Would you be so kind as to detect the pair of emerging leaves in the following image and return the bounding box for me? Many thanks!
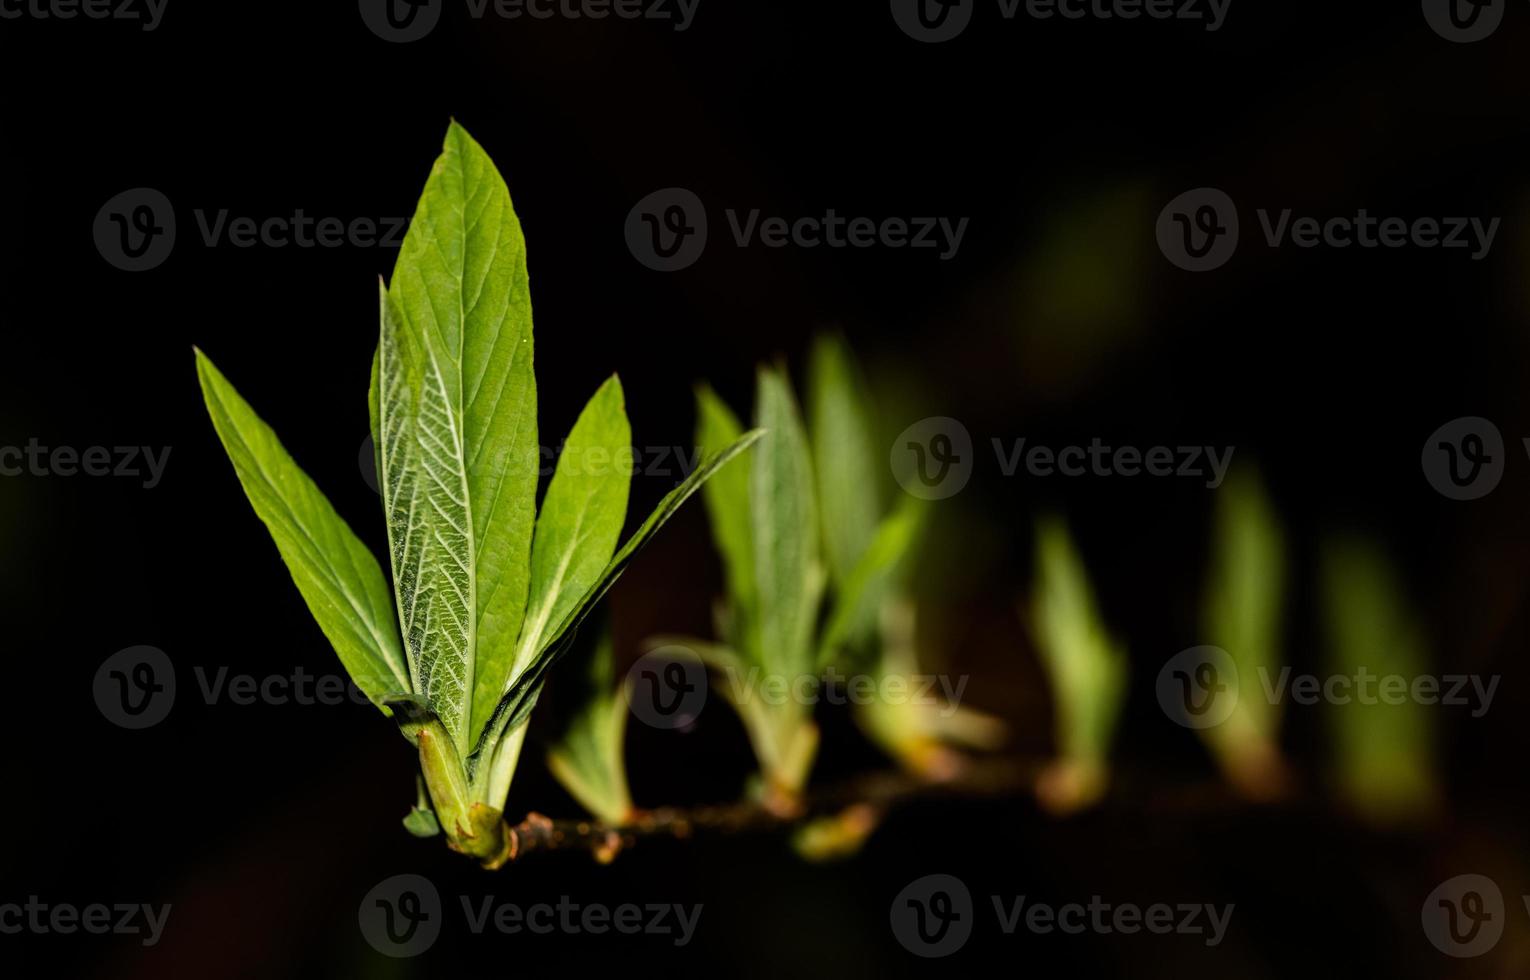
[675,337,929,798]
[1200,471,1435,819]
[197,123,759,861]
[1027,471,1281,812]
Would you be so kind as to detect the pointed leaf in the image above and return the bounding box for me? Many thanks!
[379,279,476,752]
[382,123,540,757]
[1199,465,1289,795]
[195,350,409,705]
[470,429,764,787]
[1031,517,1127,768]
[751,367,822,678]
[807,334,881,587]
[817,496,927,668]
[1321,538,1439,824]
[514,376,631,681]
[696,384,755,618]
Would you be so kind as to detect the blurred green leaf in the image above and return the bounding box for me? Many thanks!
[546,630,634,825]
[751,366,825,681]
[1199,466,1290,798]
[855,598,1007,780]
[1321,537,1439,826]
[696,383,756,633]
[1030,516,1127,811]
[817,496,927,669]
[807,333,882,588]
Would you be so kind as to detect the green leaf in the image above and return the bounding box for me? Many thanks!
[807,334,881,588]
[514,376,631,681]
[1199,466,1289,794]
[817,496,927,669]
[750,367,823,679]
[546,629,633,825]
[695,384,755,621]
[1031,517,1127,773]
[381,122,540,758]
[670,636,819,792]
[402,775,442,837]
[195,349,409,706]
[1321,537,1439,825]
[470,429,765,795]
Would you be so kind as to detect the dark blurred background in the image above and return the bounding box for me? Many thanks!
[4,2,1530,977]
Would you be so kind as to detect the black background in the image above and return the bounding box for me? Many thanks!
[4,1,1530,977]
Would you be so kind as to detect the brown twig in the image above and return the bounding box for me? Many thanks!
[502,757,1045,863]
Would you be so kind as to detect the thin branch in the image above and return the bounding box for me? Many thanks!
[501,757,1045,863]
